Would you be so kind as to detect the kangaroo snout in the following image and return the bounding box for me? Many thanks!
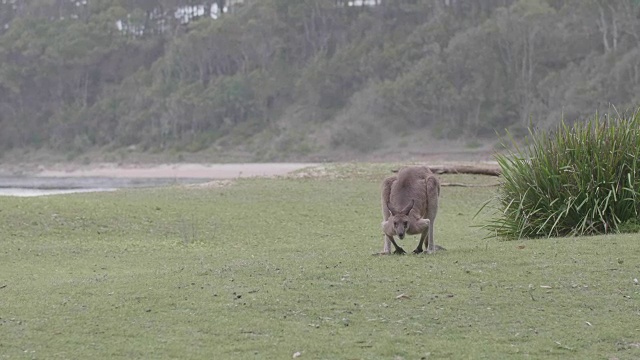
[395,223,407,239]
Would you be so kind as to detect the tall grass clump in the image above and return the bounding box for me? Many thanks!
[487,109,640,239]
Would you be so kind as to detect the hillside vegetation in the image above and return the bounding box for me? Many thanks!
[1,0,640,161]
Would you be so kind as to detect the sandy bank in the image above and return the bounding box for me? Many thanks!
[34,163,318,179]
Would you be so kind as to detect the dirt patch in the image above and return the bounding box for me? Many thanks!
[185,180,234,188]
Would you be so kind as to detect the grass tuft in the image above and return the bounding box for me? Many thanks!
[486,109,640,239]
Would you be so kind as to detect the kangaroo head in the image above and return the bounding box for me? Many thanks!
[382,200,414,240]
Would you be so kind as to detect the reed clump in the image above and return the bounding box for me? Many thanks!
[488,109,640,239]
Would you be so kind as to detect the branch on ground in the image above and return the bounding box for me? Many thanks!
[441,182,500,187]
[392,165,502,177]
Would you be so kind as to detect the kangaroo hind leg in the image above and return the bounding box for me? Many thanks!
[425,175,439,254]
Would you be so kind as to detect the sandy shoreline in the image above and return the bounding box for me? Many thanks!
[27,163,319,179]
[0,163,319,196]
[0,161,498,196]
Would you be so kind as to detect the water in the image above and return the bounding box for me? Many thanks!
[0,177,207,197]
[0,187,117,197]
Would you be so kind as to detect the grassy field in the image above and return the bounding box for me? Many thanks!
[1,163,639,359]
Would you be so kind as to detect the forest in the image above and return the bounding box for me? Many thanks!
[1,0,640,162]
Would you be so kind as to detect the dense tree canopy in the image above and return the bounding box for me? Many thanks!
[1,0,639,161]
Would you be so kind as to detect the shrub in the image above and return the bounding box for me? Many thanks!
[486,109,640,239]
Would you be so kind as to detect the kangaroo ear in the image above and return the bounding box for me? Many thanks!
[387,202,396,216]
[401,199,414,216]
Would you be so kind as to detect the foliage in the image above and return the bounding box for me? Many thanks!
[487,109,640,239]
[1,167,640,358]
[1,1,640,159]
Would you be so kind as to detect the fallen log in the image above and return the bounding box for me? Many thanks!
[441,182,500,187]
[428,165,501,176]
[392,165,502,177]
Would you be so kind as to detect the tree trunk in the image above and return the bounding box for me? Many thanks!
[598,5,610,53]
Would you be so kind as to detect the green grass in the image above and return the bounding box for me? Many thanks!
[1,163,639,359]
[489,110,640,238]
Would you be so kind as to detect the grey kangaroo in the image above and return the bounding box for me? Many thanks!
[379,166,441,255]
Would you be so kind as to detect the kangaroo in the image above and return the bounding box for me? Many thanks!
[379,166,441,255]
